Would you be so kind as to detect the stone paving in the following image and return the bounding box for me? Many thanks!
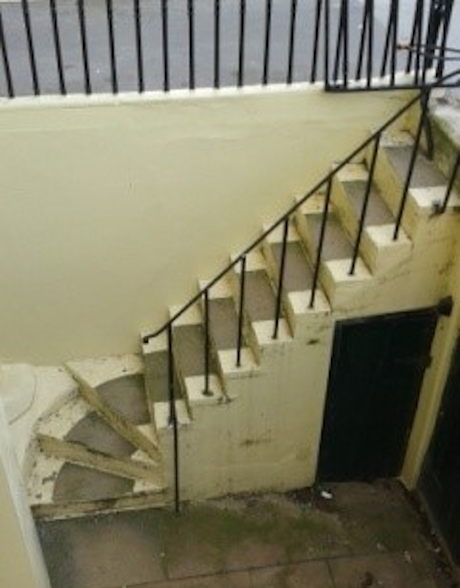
[36,480,460,588]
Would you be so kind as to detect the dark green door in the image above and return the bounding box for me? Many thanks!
[420,337,460,564]
[318,308,438,482]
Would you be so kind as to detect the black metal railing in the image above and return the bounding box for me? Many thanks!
[144,68,460,512]
[0,0,457,98]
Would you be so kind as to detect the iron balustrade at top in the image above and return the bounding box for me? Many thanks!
[143,68,460,513]
[0,0,457,97]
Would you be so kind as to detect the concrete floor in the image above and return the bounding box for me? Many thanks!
[36,480,459,588]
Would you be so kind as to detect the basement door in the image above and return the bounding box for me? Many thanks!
[419,337,460,564]
[318,308,438,482]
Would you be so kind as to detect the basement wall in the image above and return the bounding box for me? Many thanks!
[0,85,412,363]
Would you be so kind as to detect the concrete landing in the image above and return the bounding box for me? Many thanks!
[36,481,458,588]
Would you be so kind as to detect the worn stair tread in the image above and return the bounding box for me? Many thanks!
[53,463,135,503]
[306,211,354,261]
[96,374,150,426]
[65,411,136,459]
[244,269,278,322]
[173,323,218,377]
[386,145,446,189]
[342,180,394,226]
[144,349,183,403]
[209,297,242,351]
[271,241,313,292]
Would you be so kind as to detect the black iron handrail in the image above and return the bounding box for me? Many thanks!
[157,68,459,513]
[143,67,460,346]
[0,0,457,98]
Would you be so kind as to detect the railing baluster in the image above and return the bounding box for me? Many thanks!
[237,0,246,87]
[380,0,397,80]
[324,0,330,87]
[262,0,272,85]
[214,0,220,89]
[134,0,144,92]
[440,152,460,213]
[342,0,349,87]
[273,218,289,340]
[188,0,195,90]
[203,290,211,396]
[390,0,399,86]
[167,324,180,514]
[49,0,66,95]
[435,0,454,79]
[287,0,297,84]
[355,0,374,87]
[236,256,246,367]
[161,0,169,92]
[21,0,39,95]
[393,91,430,240]
[106,0,117,93]
[309,178,332,308]
[333,0,345,84]
[310,0,323,83]
[77,0,91,94]
[350,134,381,275]
[0,9,14,98]
[422,0,438,83]
[406,0,424,81]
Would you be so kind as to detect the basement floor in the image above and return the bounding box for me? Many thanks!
[36,481,459,588]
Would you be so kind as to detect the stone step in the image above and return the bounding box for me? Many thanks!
[29,450,167,520]
[66,368,161,462]
[372,131,450,236]
[295,195,372,309]
[38,434,162,481]
[332,163,412,274]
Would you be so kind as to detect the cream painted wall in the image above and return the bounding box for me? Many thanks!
[0,401,51,588]
[0,86,412,363]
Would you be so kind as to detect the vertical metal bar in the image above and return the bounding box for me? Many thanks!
[440,152,460,213]
[324,0,330,87]
[423,0,437,83]
[380,0,396,79]
[0,9,14,98]
[309,178,332,308]
[21,0,39,95]
[310,0,323,83]
[214,0,220,89]
[333,1,345,84]
[273,218,289,340]
[406,0,423,76]
[355,0,370,81]
[367,0,374,87]
[349,134,381,275]
[390,0,399,85]
[435,0,454,78]
[49,0,66,95]
[415,0,425,84]
[287,0,297,84]
[167,325,180,514]
[161,0,169,92]
[203,291,211,396]
[342,0,348,86]
[78,0,91,94]
[134,0,144,92]
[393,91,430,240]
[273,217,289,339]
[106,0,117,93]
[262,0,272,85]
[236,256,246,367]
[237,0,246,87]
[188,0,195,90]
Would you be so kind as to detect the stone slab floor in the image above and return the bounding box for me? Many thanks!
[36,481,460,588]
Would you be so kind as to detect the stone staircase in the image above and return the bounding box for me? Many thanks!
[25,100,460,519]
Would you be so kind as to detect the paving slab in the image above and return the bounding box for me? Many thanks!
[250,561,333,588]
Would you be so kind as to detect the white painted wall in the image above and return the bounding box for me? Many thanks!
[0,86,411,363]
[0,401,51,588]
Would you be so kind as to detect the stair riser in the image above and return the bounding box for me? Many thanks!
[38,435,163,482]
[331,177,413,275]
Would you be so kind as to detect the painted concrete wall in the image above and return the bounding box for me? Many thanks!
[0,86,411,363]
[0,401,51,588]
